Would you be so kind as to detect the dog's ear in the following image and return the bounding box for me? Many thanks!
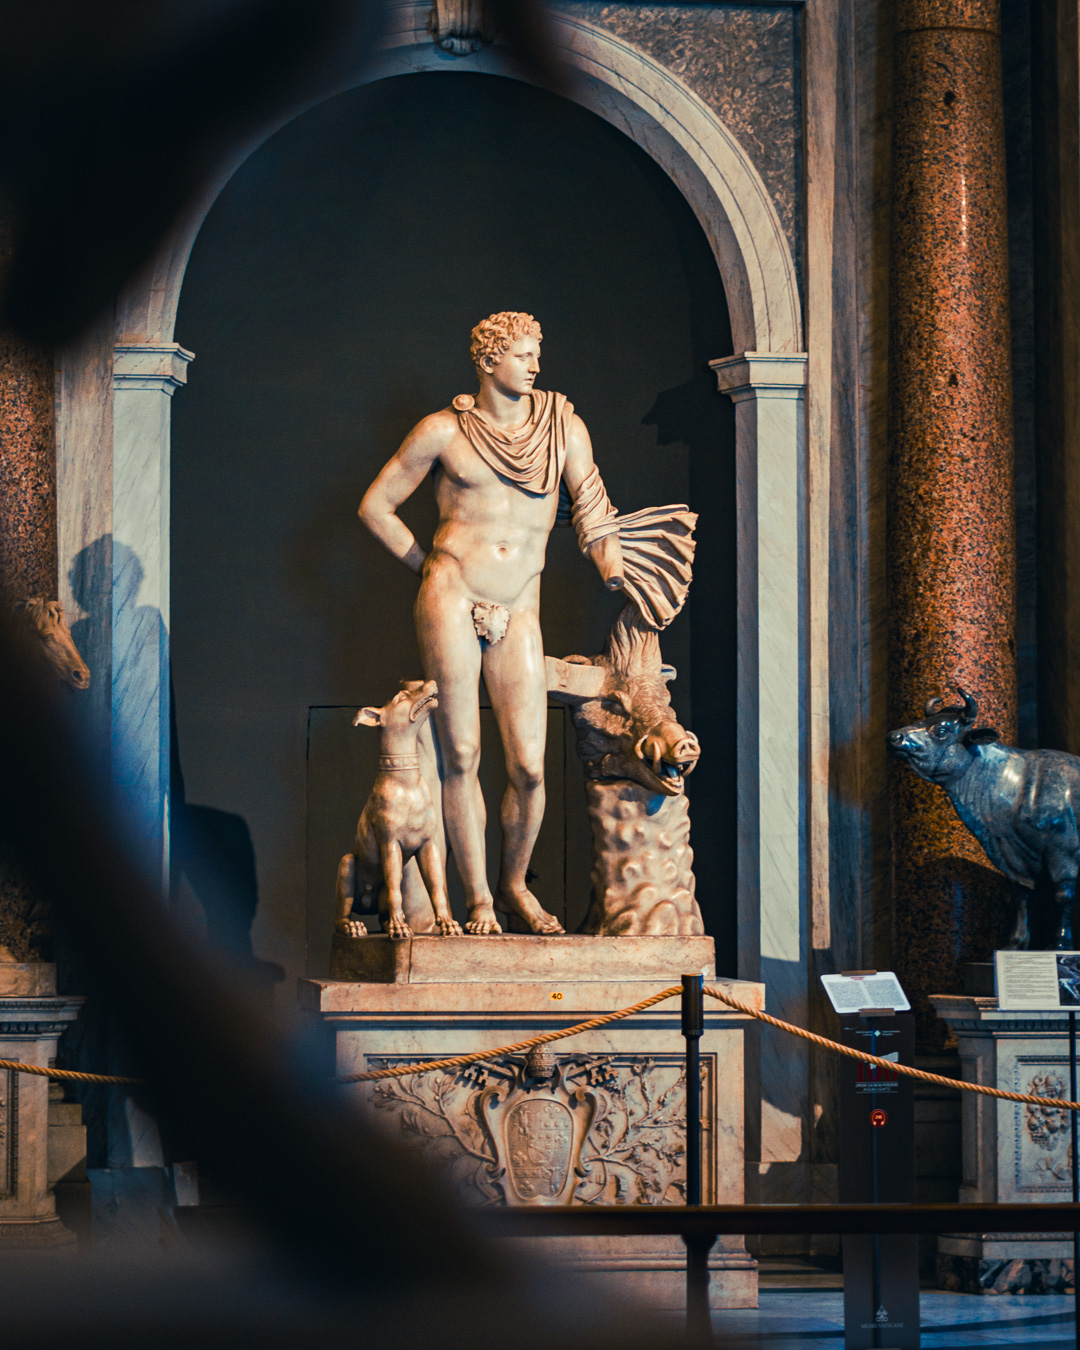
[352,706,382,728]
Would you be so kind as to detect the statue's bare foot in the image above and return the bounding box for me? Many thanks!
[335,917,368,938]
[465,903,503,935]
[385,914,412,940]
[436,915,464,936]
[496,885,564,935]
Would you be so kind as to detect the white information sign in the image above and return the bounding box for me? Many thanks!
[820,971,910,1015]
[995,950,1080,1010]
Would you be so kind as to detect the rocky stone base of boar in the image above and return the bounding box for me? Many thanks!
[580,781,704,936]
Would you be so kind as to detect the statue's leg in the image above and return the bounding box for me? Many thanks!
[1052,877,1077,951]
[1004,882,1031,950]
[334,853,366,938]
[418,838,461,936]
[415,571,500,934]
[484,599,564,935]
[380,840,411,940]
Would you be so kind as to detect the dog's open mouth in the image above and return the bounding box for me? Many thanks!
[409,692,438,722]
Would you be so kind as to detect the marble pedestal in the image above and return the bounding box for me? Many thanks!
[0,964,83,1249]
[299,934,762,1310]
[931,995,1077,1294]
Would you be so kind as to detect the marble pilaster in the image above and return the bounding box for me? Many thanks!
[112,343,192,885]
[710,352,808,1191]
[888,0,1018,1048]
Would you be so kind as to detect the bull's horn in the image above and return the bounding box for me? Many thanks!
[924,696,944,717]
[957,685,978,725]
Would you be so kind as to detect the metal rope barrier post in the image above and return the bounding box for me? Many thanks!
[681,972,713,1344]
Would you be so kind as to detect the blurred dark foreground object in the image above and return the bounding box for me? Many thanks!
[0,1248,656,1350]
[0,582,657,1346]
[0,0,562,347]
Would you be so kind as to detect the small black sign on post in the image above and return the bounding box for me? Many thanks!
[827,973,919,1350]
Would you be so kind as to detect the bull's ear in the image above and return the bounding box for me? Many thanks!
[962,726,1000,747]
[353,707,382,728]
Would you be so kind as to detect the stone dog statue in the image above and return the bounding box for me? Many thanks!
[335,680,462,940]
[548,604,705,936]
[11,598,90,689]
[888,687,1080,950]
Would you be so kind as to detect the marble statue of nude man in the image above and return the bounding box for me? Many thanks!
[359,312,625,935]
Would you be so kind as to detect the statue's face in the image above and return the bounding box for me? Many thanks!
[483,335,540,396]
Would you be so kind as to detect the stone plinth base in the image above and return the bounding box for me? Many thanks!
[0,1216,77,1250]
[515,1234,757,1309]
[301,934,760,1310]
[931,995,1076,1291]
[0,963,84,1248]
[329,932,717,984]
[937,1239,1072,1295]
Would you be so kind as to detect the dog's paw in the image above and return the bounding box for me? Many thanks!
[386,916,413,940]
[437,916,464,936]
[335,917,368,939]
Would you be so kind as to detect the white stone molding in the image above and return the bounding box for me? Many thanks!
[111,343,193,889]
[711,351,808,1171]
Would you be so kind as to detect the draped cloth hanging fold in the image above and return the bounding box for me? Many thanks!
[570,466,697,632]
[452,390,570,496]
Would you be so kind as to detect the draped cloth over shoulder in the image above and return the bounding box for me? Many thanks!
[452,390,571,497]
[569,466,697,631]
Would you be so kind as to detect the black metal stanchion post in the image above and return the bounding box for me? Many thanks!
[1070,1010,1078,1350]
[681,973,714,1345]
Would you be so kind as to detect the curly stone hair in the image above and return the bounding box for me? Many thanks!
[470,311,542,375]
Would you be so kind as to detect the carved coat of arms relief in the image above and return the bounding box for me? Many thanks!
[365,1048,713,1207]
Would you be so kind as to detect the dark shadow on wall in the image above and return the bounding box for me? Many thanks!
[643,364,738,973]
[170,693,285,1001]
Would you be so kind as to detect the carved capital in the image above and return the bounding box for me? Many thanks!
[113,343,194,396]
[709,351,808,404]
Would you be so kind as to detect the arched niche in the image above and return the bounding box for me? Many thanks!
[66,2,807,1010]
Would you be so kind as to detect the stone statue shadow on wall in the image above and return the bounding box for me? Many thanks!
[68,536,283,997]
[170,692,284,1000]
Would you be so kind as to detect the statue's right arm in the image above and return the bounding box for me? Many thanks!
[358,415,447,575]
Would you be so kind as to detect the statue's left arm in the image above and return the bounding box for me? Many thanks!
[562,414,625,592]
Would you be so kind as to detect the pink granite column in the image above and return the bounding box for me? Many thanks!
[0,214,57,961]
[0,214,57,602]
[888,0,1017,1047]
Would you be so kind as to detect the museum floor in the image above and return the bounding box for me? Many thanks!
[703,1261,1076,1347]
[707,1290,1074,1347]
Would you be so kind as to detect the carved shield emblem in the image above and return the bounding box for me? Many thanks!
[505,1099,573,1200]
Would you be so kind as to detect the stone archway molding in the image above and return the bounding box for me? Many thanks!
[117,3,802,356]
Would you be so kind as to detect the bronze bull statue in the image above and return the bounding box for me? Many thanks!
[888,687,1080,950]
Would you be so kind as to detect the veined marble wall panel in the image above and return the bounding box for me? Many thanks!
[555,2,803,287]
[111,345,191,884]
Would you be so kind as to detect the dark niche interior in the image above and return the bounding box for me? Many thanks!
[170,70,736,985]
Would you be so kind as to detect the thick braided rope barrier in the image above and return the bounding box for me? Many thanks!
[703,985,1080,1112]
[338,985,682,1083]
[0,1057,141,1085]
[10,982,1080,1110]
